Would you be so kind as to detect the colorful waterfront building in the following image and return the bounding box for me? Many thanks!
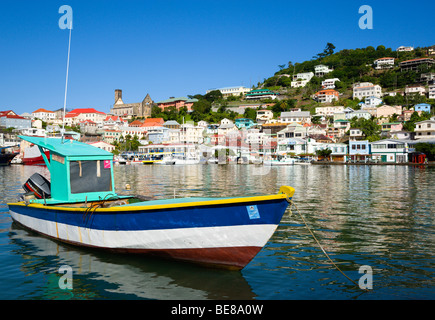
[235,118,256,129]
[370,139,409,163]
[349,140,371,162]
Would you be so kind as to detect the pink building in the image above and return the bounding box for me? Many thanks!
[376,105,402,119]
[157,97,198,112]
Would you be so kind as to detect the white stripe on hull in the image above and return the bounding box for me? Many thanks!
[9,210,278,250]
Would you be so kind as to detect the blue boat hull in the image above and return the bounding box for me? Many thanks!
[8,195,291,269]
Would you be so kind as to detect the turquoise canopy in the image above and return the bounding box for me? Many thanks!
[19,136,112,157]
[19,135,117,203]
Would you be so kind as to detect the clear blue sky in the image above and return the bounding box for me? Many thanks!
[1,0,434,115]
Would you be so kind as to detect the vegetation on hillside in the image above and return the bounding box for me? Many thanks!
[147,43,434,142]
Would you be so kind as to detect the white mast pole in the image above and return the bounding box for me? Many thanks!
[61,26,72,142]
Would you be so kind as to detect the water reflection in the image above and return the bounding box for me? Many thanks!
[1,164,434,299]
[8,223,255,300]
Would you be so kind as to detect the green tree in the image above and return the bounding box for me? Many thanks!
[204,90,223,102]
[316,148,332,159]
[403,111,432,131]
[350,117,381,141]
[243,108,257,121]
[415,143,435,161]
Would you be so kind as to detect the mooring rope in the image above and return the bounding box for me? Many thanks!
[287,199,368,291]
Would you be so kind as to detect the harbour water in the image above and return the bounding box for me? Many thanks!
[0,163,434,300]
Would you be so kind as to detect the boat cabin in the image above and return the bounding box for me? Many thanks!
[19,136,118,204]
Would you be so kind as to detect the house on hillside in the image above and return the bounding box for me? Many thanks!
[405,85,426,96]
[364,96,383,107]
[414,116,435,140]
[314,65,333,77]
[376,105,402,119]
[312,89,339,103]
[245,89,278,100]
[256,109,274,124]
[157,97,198,112]
[32,108,56,122]
[374,57,395,70]
[206,86,251,98]
[414,103,431,114]
[315,106,344,117]
[291,72,314,88]
[235,118,256,129]
[400,58,435,72]
[349,128,365,141]
[353,82,382,99]
[279,111,311,124]
[397,46,414,52]
[321,78,340,89]
[381,122,403,135]
[347,110,372,120]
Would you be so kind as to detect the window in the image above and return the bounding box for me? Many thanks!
[69,160,112,194]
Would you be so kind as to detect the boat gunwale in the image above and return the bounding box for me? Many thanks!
[7,193,291,213]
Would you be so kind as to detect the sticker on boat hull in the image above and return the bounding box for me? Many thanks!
[247,205,260,219]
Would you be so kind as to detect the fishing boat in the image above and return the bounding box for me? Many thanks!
[0,146,19,166]
[22,144,51,165]
[8,135,295,270]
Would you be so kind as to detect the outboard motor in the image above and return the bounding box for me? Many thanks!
[22,173,51,199]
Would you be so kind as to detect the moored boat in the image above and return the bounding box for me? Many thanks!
[264,156,296,166]
[22,144,50,165]
[8,135,295,269]
[0,147,19,166]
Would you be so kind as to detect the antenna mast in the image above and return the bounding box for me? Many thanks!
[61,26,72,142]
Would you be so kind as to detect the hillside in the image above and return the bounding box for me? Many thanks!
[258,43,435,112]
[151,43,435,123]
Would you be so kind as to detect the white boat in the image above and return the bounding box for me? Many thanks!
[173,150,201,165]
[207,158,218,164]
[10,154,22,164]
[155,155,176,165]
[293,157,313,165]
[174,156,200,165]
[264,157,296,166]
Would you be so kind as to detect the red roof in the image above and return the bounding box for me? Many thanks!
[104,115,125,122]
[316,89,339,95]
[2,114,26,120]
[129,120,144,127]
[141,118,164,127]
[65,113,78,118]
[32,108,54,113]
[143,117,164,124]
[68,108,106,115]
[401,58,434,63]
[0,110,17,117]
